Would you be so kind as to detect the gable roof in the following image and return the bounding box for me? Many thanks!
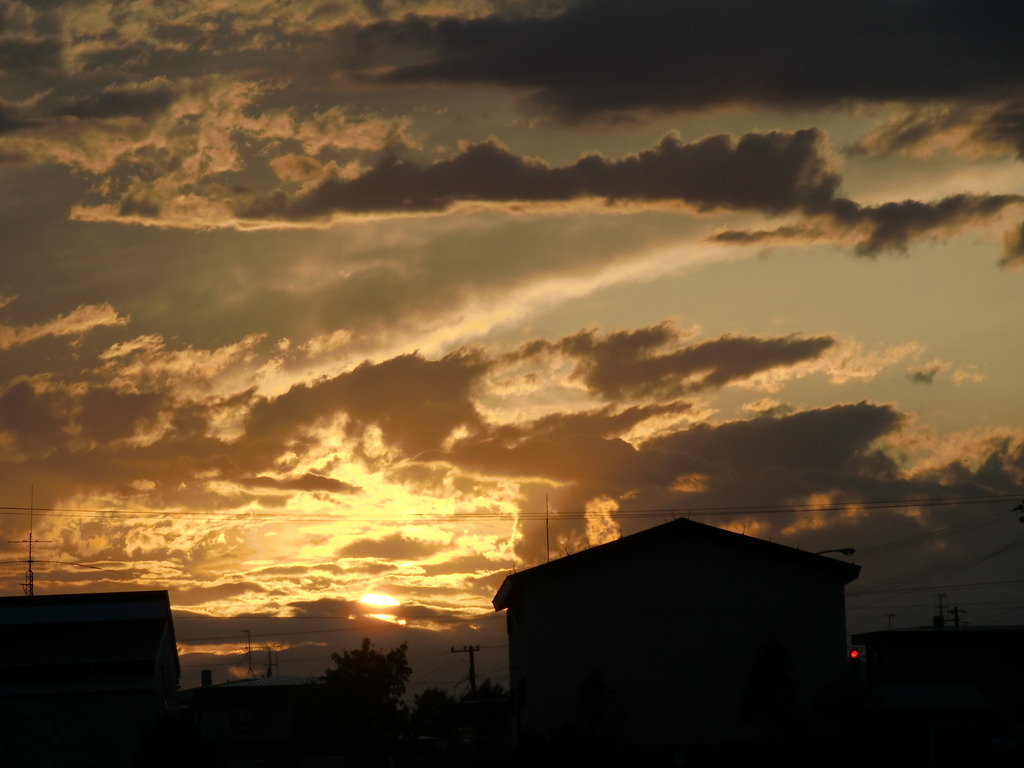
[493,516,860,610]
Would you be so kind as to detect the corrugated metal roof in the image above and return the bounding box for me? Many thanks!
[215,675,322,688]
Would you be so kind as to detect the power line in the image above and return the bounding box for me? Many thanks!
[847,535,1024,601]
[0,492,1018,524]
[853,509,1011,559]
[848,577,1024,598]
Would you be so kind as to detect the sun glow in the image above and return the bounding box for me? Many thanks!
[358,593,406,625]
[367,613,407,625]
[358,593,400,607]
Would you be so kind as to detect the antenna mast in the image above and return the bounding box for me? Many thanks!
[242,629,255,678]
[7,487,51,596]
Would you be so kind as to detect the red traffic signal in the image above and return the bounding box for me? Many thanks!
[848,648,861,660]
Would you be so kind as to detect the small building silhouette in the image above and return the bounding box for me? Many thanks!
[492,517,860,752]
[850,625,1024,715]
[0,590,180,767]
[848,626,1024,764]
[188,674,326,760]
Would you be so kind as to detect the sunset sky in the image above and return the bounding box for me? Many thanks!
[2,0,1024,692]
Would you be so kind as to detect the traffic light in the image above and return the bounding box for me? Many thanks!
[847,646,866,686]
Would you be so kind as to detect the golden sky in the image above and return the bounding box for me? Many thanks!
[2,0,1024,690]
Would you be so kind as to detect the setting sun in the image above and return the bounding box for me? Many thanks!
[358,593,401,608]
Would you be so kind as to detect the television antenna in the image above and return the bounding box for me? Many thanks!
[3,487,134,595]
[5,488,51,596]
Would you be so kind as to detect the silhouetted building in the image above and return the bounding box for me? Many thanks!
[493,517,860,751]
[188,675,325,758]
[848,626,1024,764]
[0,590,180,767]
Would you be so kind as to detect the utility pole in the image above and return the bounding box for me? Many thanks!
[885,613,895,630]
[933,593,947,628]
[948,606,967,627]
[545,494,550,563]
[451,645,481,696]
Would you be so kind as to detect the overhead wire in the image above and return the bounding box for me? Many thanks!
[0,492,1019,524]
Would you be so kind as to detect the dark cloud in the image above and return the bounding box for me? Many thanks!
[444,411,645,485]
[287,597,363,618]
[226,129,1019,261]
[234,129,839,221]
[917,437,1024,494]
[643,401,903,480]
[546,324,835,400]
[708,224,815,245]
[363,0,1024,120]
[0,379,69,454]
[467,400,912,563]
[250,564,318,577]
[849,100,1024,160]
[710,193,1023,256]
[56,82,179,120]
[170,581,268,607]
[117,195,162,218]
[78,387,164,443]
[338,532,446,560]
[481,402,682,449]
[0,101,35,134]
[418,554,507,577]
[245,351,489,459]
[240,473,362,494]
[831,194,1024,256]
[908,367,940,385]
[0,36,61,74]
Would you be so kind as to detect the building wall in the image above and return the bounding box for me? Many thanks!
[506,533,850,747]
[0,591,181,768]
[0,691,168,768]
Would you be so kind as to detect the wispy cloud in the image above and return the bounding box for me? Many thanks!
[0,303,128,350]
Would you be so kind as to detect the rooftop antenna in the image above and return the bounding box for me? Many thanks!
[2,487,134,595]
[265,644,280,679]
[6,486,51,596]
[242,630,255,678]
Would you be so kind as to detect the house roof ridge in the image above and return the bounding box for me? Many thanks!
[493,515,860,610]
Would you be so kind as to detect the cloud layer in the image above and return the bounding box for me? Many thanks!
[2,0,1024,687]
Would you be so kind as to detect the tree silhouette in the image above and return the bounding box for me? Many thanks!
[461,677,508,701]
[319,637,412,765]
[411,686,458,738]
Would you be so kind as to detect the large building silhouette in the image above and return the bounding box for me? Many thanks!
[0,590,180,767]
[493,517,860,750]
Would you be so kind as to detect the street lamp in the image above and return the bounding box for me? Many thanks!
[814,547,856,556]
